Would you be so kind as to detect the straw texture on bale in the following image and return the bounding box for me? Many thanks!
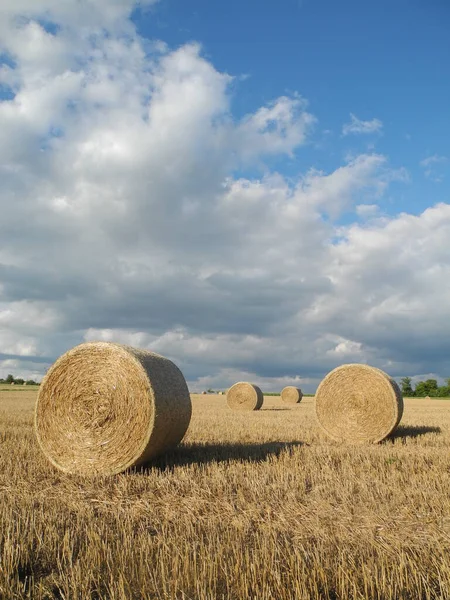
[315,364,403,444]
[281,386,303,404]
[35,342,192,476]
[227,382,264,411]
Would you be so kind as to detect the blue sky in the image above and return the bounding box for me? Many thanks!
[0,0,449,389]
[134,0,450,214]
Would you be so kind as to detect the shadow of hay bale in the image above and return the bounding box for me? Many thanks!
[385,425,442,442]
[137,441,307,472]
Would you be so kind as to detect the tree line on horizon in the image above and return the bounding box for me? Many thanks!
[0,374,39,386]
[2,374,449,397]
[400,377,450,398]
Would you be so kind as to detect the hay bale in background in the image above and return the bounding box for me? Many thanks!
[227,382,263,411]
[315,364,403,444]
[281,386,303,404]
[35,342,192,476]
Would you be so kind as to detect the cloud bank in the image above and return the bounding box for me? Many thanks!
[0,1,449,390]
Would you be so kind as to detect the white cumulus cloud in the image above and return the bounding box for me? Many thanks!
[0,1,448,390]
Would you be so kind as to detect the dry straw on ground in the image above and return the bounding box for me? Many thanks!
[34,342,192,476]
[1,392,449,599]
[315,363,403,443]
[281,386,303,404]
[227,382,264,411]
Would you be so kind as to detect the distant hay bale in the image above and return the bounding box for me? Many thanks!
[425,395,431,400]
[227,382,263,411]
[315,364,403,444]
[10,382,15,386]
[35,342,192,476]
[281,386,303,404]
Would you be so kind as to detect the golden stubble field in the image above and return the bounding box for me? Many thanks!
[1,391,450,600]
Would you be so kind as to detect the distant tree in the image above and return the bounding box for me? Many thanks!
[5,374,14,384]
[415,379,439,397]
[400,377,414,397]
[26,379,37,385]
[437,378,450,397]
[15,378,24,385]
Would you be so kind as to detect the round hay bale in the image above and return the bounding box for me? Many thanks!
[425,395,430,400]
[315,364,403,444]
[35,342,192,476]
[281,386,303,404]
[227,382,263,411]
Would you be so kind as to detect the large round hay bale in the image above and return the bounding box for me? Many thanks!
[315,364,403,443]
[35,342,192,476]
[281,386,303,404]
[227,382,263,411]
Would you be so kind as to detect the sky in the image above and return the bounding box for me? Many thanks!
[0,0,449,391]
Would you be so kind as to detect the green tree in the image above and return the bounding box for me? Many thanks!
[15,378,24,385]
[400,377,414,397]
[437,378,450,397]
[415,379,438,397]
[5,374,14,384]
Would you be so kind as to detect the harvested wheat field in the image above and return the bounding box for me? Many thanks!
[1,391,450,599]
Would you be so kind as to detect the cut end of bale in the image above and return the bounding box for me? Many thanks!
[227,382,263,411]
[34,342,192,476]
[281,386,303,404]
[315,363,403,444]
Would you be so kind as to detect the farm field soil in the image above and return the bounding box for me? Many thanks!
[1,392,450,599]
